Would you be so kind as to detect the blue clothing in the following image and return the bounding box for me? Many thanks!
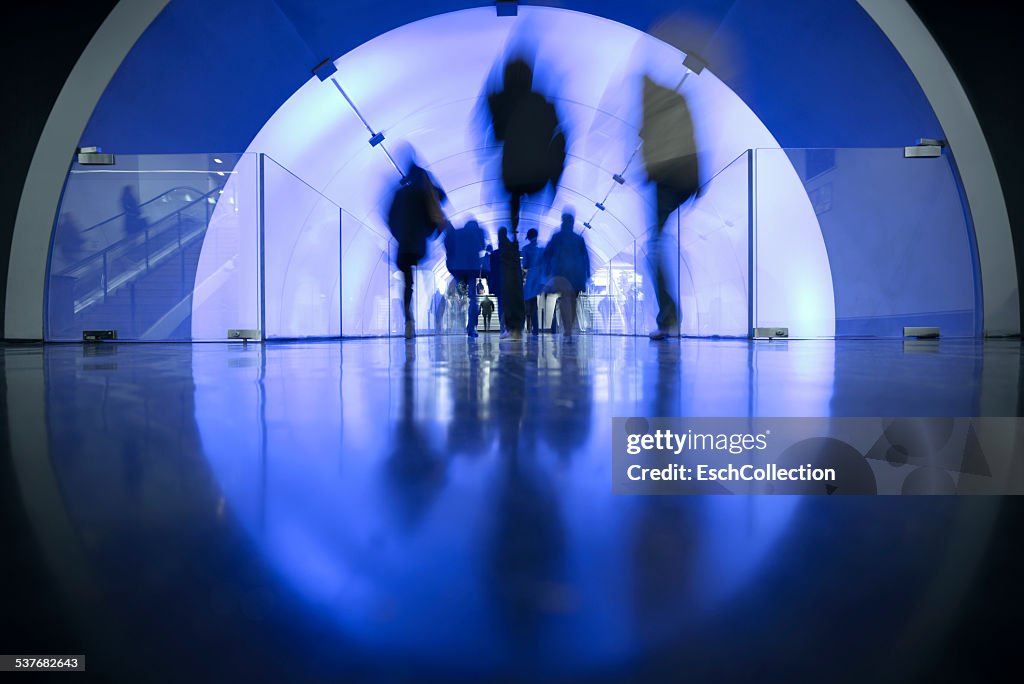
[444,222,488,278]
[522,240,544,301]
[542,227,590,293]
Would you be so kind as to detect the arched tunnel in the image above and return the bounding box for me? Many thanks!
[3,2,1024,683]
[24,0,1015,342]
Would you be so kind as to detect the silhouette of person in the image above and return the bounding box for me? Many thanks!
[498,226,525,339]
[481,296,495,331]
[444,219,488,337]
[55,212,86,270]
[386,145,448,339]
[121,186,146,237]
[522,228,544,336]
[640,74,700,340]
[541,212,591,339]
[430,288,447,333]
[487,57,567,232]
[597,294,612,333]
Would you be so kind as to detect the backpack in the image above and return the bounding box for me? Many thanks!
[387,167,445,258]
[501,93,566,189]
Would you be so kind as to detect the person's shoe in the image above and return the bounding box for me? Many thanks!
[467,328,479,338]
[405,321,415,339]
[649,326,680,341]
[500,330,511,339]
[510,329,523,340]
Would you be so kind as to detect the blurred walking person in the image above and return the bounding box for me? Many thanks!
[445,219,489,338]
[499,226,525,339]
[541,212,591,340]
[640,75,700,340]
[386,145,448,339]
[522,228,544,335]
[486,56,567,232]
[431,288,448,333]
[481,296,495,332]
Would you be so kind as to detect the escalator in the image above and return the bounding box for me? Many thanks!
[48,185,224,340]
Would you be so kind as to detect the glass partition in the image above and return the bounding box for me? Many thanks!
[605,242,639,336]
[47,153,258,341]
[44,148,980,341]
[583,262,615,335]
[584,151,751,339]
[262,156,341,339]
[753,148,978,338]
[340,209,392,337]
[681,151,751,337]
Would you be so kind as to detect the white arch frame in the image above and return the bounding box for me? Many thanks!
[5,0,1017,337]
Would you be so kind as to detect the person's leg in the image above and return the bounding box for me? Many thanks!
[651,184,683,337]
[549,277,572,337]
[397,256,415,338]
[466,278,479,337]
[649,232,678,333]
[510,192,521,232]
[563,293,578,337]
[527,298,538,335]
[496,294,506,334]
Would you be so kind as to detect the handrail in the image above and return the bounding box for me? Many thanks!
[81,184,208,233]
[58,185,223,278]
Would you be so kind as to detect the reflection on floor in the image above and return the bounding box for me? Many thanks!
[3,336,1022,682]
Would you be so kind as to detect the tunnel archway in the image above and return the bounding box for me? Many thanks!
[11,0,1013,339]
[192,6,834,339]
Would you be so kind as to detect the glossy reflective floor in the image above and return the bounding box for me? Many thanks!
[3,336,1023,683]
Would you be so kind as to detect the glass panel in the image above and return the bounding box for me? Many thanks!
[683,151,751,337]
[190,155,261,341]
[412,255,445,335]
[606,242,638,336]
[262,155,342,339]
[47,153,257,341]
[582,261,614,335]
[340,210,392,337]
[754,148,978,338]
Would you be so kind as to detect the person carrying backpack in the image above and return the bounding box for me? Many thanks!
[487,57,567,232]
[386,145,448,339]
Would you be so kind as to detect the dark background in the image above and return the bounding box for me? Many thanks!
[0,0,119,665]
[1,2,1022,681]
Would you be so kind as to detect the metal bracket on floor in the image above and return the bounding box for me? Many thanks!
[82,329,117,341]
[752,327,789,340]
[903,326,940,339]
[228,329,261,341]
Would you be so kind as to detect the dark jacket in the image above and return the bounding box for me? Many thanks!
[444,221,488,279]
[387,164,446,261]
[487,59,566,193]
[543,227,590,292]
